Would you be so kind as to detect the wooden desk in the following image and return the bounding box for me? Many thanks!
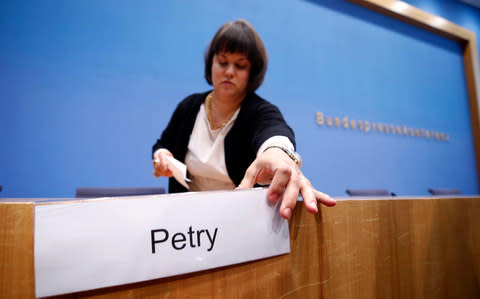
[1,196,479,298]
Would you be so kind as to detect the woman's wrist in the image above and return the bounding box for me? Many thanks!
[263,144,302,167]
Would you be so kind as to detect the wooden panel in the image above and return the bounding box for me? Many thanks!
[464,38,480,191]
[348,0,473,42]
[318,198,480,298]
[0,197,479,298]
[0,203,35,299]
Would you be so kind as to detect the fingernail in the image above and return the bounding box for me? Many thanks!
[310,201,318,212]
[283,208,292,219]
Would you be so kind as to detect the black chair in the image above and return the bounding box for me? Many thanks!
[428,188,462,196]
[75,187,166,198]
[346,189,394,196]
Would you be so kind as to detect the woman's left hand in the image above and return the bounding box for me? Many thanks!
[238,147,336,219]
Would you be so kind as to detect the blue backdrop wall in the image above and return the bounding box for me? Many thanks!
[1,0,478,197]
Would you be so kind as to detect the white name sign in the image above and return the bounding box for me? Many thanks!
[34,188,290,297]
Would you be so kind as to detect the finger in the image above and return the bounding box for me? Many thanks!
[238,163,260,189]
[299,180,318,214]
[160,162,169,173]
[267,166,291,204]
[315,190,336,207]
[278,170,301,220]
[153,158,162,169]
[279,185,299,220]
[255,168,274,185]
[153,167,168,177]
[152,161,161,178]
[153,160,173,178]
[156,158,170,173]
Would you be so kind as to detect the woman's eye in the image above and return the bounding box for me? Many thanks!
[236,64,247,69]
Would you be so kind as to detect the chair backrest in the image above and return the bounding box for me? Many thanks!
[428,188,462,196]
[346,189,391,196]
[75,187,166,198]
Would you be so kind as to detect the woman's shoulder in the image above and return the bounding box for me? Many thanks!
[168,91,210,121]
[170,91,210,117]
[243,92,282,114]
[177,91,210,107]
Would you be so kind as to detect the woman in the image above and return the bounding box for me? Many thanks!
[152,19,335,219]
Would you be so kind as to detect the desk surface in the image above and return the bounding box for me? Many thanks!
[1,194,478,203]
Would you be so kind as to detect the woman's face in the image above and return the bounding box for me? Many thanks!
[211,52,251,100]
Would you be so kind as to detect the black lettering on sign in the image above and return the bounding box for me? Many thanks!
[172,232,186,250]
[151,229,168,254]
[150,227,219,253]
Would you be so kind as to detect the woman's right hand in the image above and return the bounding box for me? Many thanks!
[152,149,174,178]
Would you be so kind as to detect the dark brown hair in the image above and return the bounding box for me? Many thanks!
[204,19,268,92]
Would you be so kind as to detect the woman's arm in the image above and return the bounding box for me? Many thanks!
[237,95,335,219]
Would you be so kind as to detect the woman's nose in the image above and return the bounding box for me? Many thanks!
[225,64,235,76]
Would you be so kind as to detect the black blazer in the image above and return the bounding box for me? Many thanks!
[152,91,295,193]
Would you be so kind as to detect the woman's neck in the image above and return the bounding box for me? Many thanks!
[205,91,245,130]
[210,91,245,117]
